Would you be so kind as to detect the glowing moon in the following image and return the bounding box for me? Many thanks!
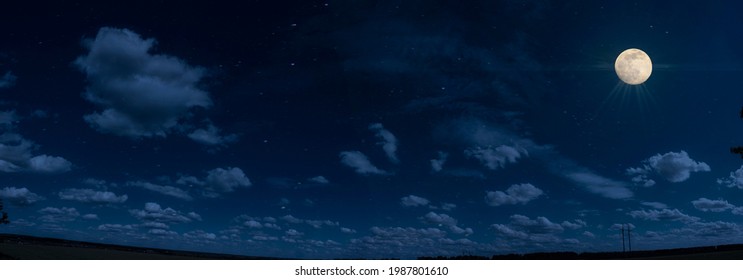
[614,48,652,85]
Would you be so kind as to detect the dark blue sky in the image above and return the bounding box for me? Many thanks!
[2,1,743,259]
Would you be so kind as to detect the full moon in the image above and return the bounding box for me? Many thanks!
[614,48,652,85]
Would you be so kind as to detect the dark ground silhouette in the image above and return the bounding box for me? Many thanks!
[3,233,743,260]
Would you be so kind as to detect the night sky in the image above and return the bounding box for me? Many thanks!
[2,1,743,259]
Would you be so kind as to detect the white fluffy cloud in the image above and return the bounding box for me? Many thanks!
[244,220,263,229]
[28,155,72,173]
[350,226,482,258]
[74,27,221,140]
[175,167,251,197]
[485,183,543,206]
[187,123,238,146]
[235,216,281,231]
[421,212,457,227]
[205,167,251,193]
[369,123,399,164]
[58,188,128,204]
[0,187,43,206]
[281,214,303,224]
[129,202,200,224]
[339,151,388,175]
[369,226,446,239]
[278,214,338,229]
[508,215,564,234]
[183,230,217,241]
[691,198,734,212]
[718,165,743,189]
[142,221,170,229]
[148,229,179,236]
[465,145,526,170]
[420,212,473,235]
[489,215,583,245]
[400,195,429,207]
[285,229,303,237]
[627,166,657,187]
[560,219,587,230]
[38,207,80,223]
[128,181,192,201]
[0,131,72,173]
[97,223,135,232]
[628,151,710,185]
[628,208,700,223]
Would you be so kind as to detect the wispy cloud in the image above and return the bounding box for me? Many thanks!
[307,176,330,184]
[565,172,633,200]
[129,202,201,224]
[38,207,79,223]
[127,181,192,201]
[641,201,668,209]
[339,151,388,175]
[400,195,429,207]
[58,188,128,204]
[628,208,700,223]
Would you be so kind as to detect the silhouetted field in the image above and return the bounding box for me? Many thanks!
[0,234,284,260]
[419,244,743,260]
[4,233,743,260]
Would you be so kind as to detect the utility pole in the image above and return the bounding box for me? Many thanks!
[731,107,743,158]
[627,224,632,252]
[621,224,625,252]
[0,198,8,225]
